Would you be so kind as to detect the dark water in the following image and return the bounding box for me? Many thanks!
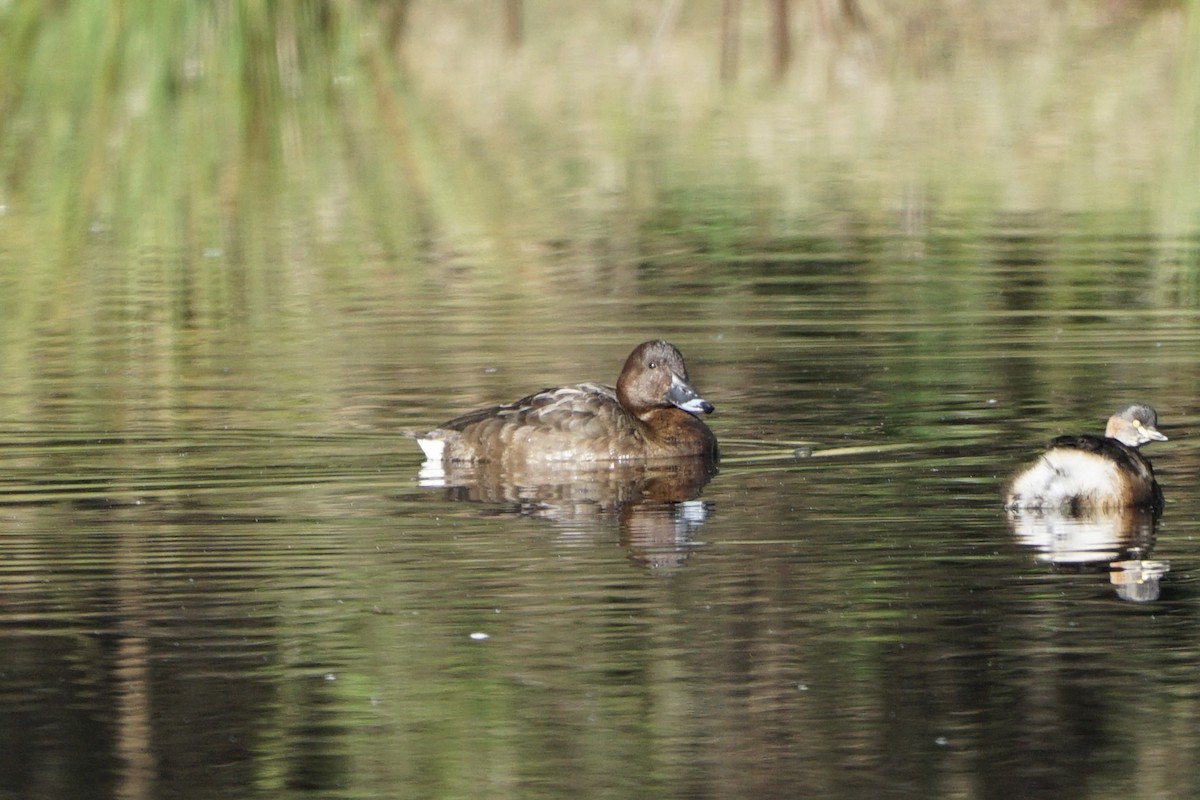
[3,224,1200,800]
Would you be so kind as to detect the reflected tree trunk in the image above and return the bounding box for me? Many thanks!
[817,0,868,35]
[770,0,790,80]
[379,0,413,51]
[114,526,155,800]
[505,0,523,50]
[720,0,740,84]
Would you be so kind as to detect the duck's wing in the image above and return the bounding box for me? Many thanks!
[509,383,635,436]
[1049,434,1157,480]
[415,383,647,463]
[437,384,629,434]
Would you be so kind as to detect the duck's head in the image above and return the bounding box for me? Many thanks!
[616,340,715,418]
[1106,403,1168,448]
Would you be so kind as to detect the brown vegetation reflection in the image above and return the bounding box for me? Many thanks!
[1006,506,1168,603]
[419,457,715,569]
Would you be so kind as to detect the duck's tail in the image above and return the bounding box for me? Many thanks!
[403,430,446,461]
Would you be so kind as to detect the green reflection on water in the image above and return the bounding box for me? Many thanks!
[1,2,1197,415]
[2,4,1200,800]
[2,1,1198,266]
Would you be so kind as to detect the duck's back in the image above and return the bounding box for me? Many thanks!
[419,383,651,464]
[1005,434,1162,512]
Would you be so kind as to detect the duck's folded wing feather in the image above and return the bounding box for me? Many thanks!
[1049,434,1157,482]
[439,384,630,435]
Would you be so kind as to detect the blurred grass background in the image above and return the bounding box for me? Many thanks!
[0,0,1195,336]
[0,0,1194,420]
[1,1,1193,254]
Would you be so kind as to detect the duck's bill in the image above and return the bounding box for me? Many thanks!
[667,374,715,415]
[1145,428,1168,442]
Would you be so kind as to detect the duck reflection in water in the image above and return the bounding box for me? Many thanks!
[1004,404,1170,602]
[419,458,716,570]
[408,341,719,569]
[1007,506,1167,602]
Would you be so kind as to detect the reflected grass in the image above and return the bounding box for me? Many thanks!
[1,1,1196,271]
[1,1,1199,433]
[1,8,1199,797]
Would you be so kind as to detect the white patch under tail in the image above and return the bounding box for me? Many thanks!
[416,437,445,462]
[1007,449,1120,509]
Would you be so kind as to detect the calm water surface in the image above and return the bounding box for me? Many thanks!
[2,225,1200,800]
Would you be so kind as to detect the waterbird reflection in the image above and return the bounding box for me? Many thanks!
[418,457,715,569]
[1006,506,1167,603]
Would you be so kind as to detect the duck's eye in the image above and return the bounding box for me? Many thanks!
[648,361,658,369]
